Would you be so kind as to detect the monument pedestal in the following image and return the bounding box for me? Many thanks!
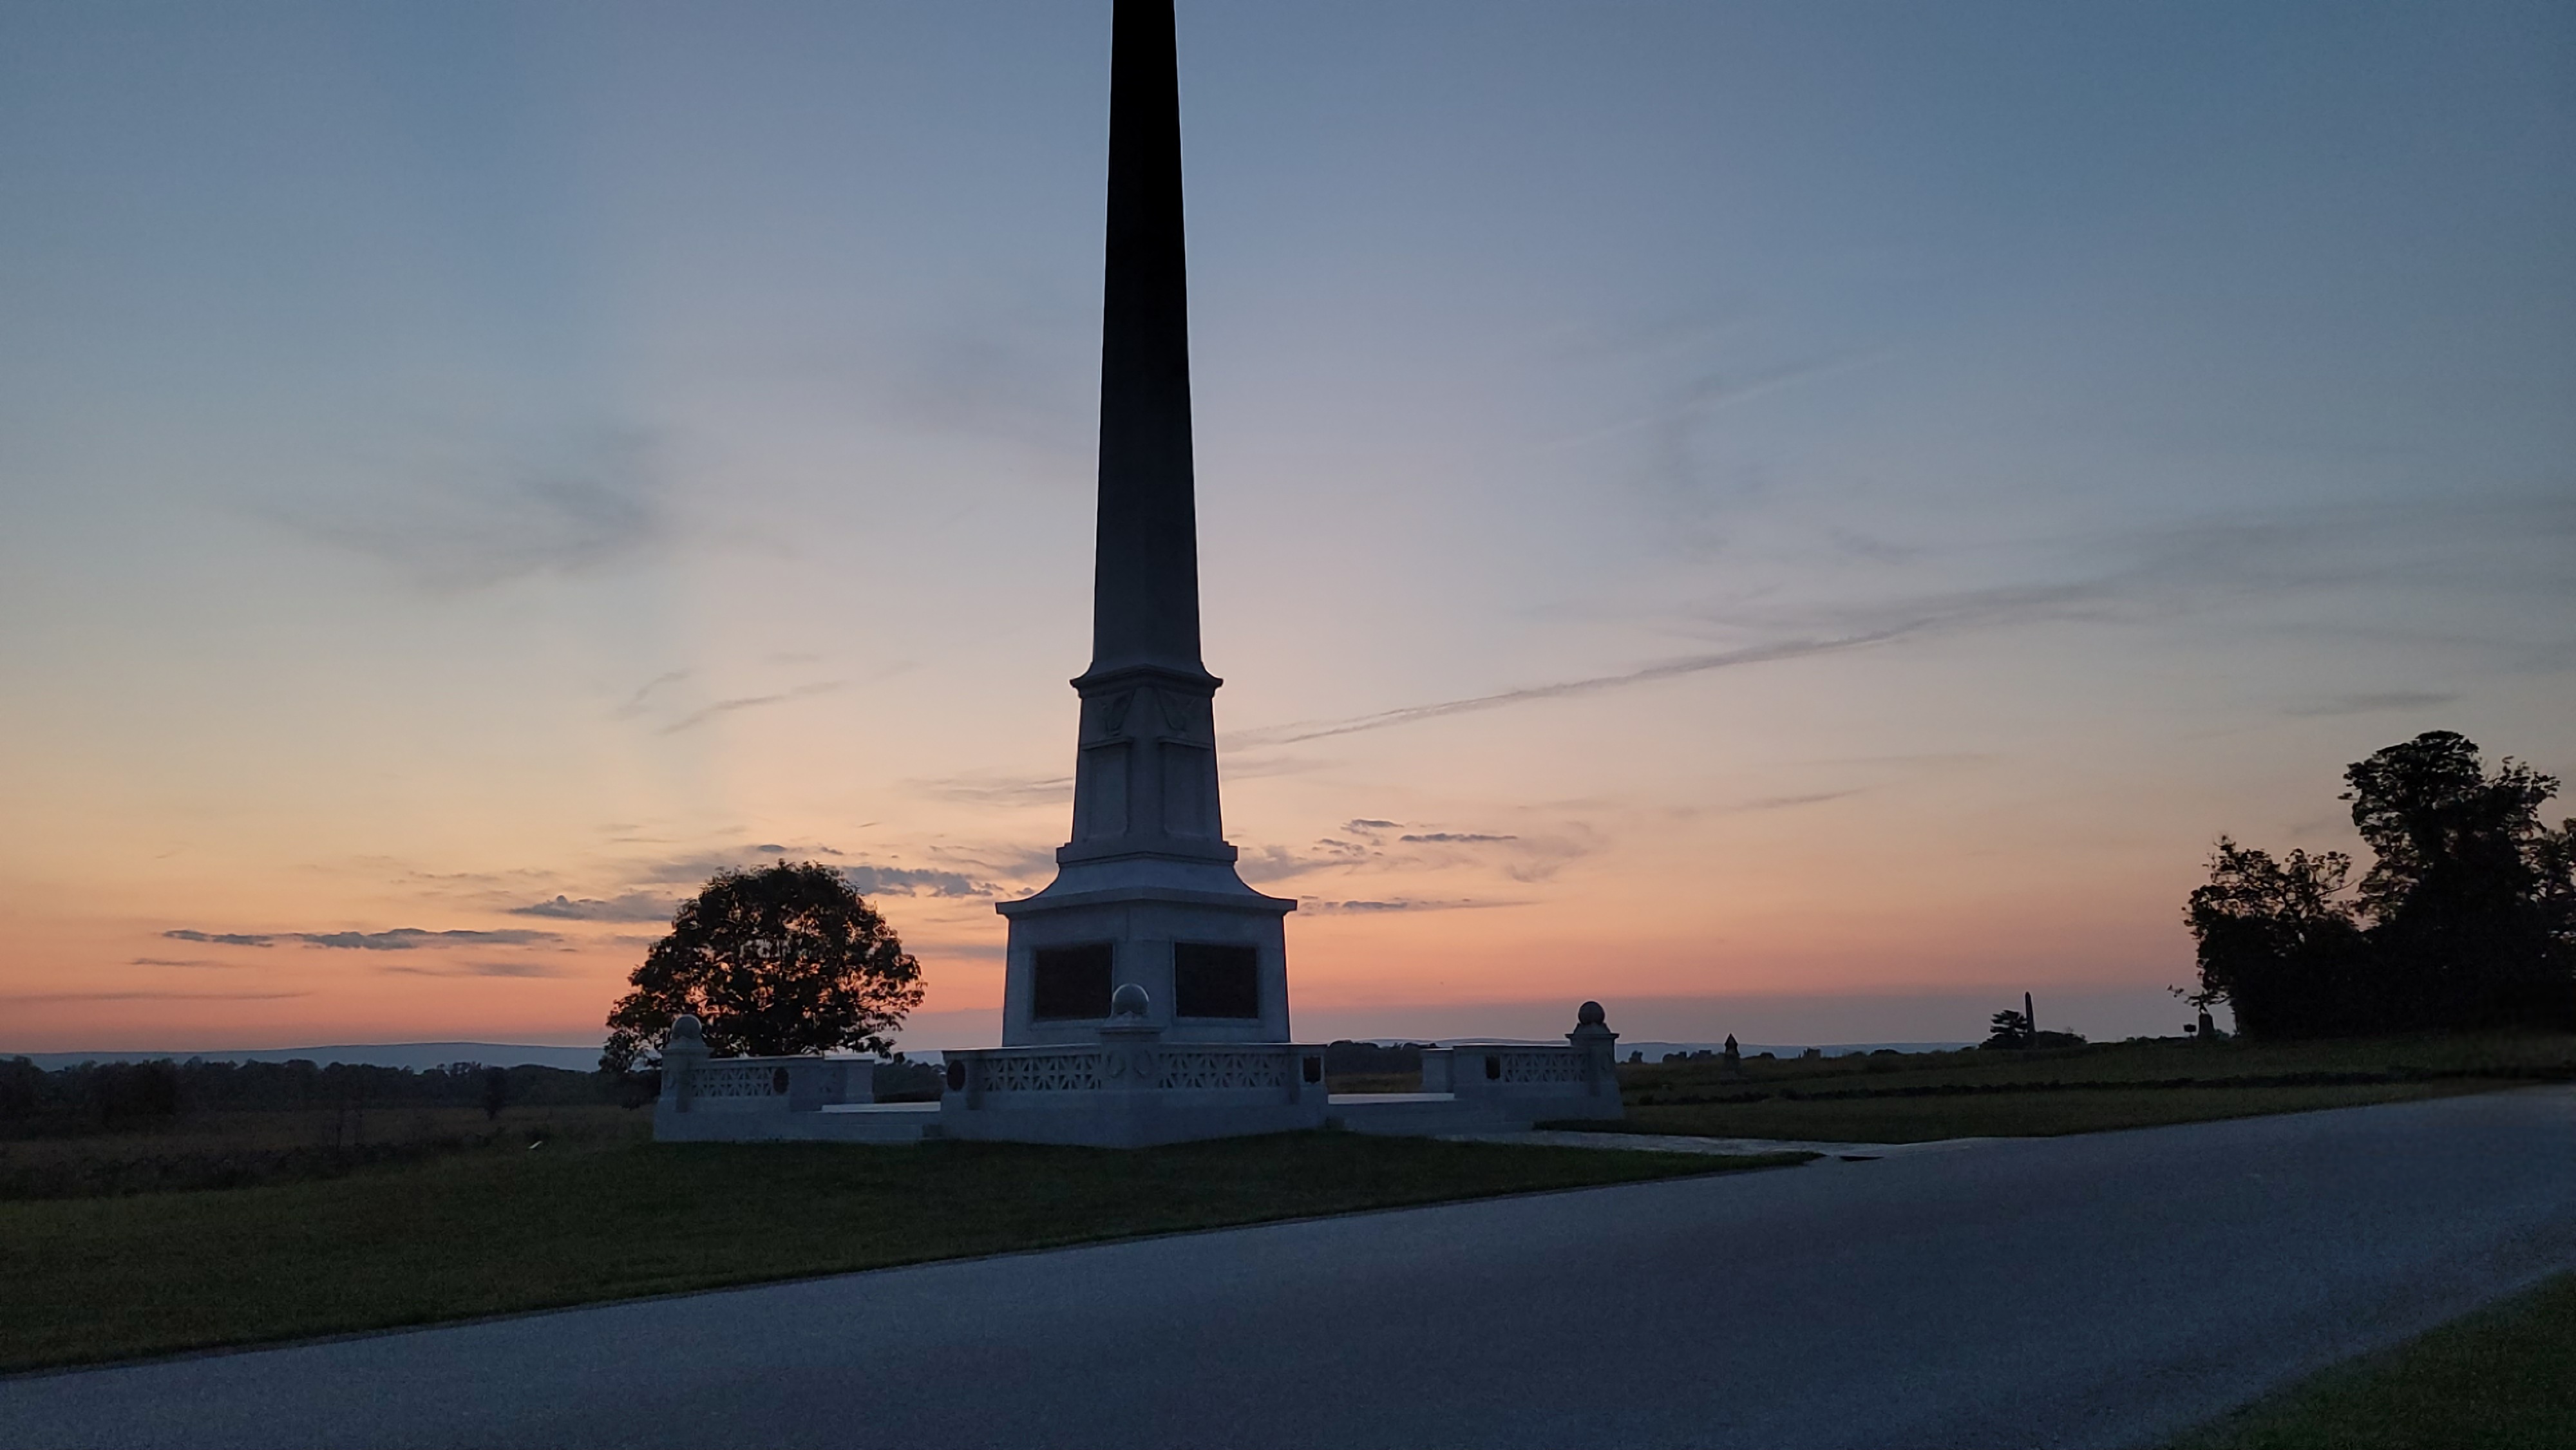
[998,861,1294,1046]
[997,661,1296,1046]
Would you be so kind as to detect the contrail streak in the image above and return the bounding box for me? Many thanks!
[1226,625,1922,748]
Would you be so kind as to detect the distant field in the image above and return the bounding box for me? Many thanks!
[0,1129,1804,1372]
[1571,1033,2576,1143]
[0,1104,644,1200]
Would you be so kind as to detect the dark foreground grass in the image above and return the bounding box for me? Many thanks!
[2172,1269,2576,1449]
[0,1132,1803,1373]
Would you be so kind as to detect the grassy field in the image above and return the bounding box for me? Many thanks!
[1575,1033,2576,1142]
[0,1104,645,1199]
[0,1127,1804,1373]
[2172,1269,2576,1449]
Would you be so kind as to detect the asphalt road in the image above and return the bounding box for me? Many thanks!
[6,1089,2573,1449]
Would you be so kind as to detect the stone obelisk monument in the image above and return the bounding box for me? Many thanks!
[995,0,1294,1047]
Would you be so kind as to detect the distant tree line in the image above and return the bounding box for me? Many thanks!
[1982,1009,2085,1051]
[0,1057,620,1138]
[2184,731,2575,1037]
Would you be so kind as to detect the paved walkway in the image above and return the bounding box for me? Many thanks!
[5,1089,2573,1449]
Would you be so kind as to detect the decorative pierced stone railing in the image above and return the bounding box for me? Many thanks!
[977,1049,1106,1094]
[1414,1010,1622,1118]
[1491,1050,1586,1085]
[942,1038,1322,1108]
[1154,1047,1295,1091]
[658,1034,882,1116]
[690,1062,795,1100]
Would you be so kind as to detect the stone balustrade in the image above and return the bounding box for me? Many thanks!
[942,1040,1323,1104]
[650,1000,1625,1147]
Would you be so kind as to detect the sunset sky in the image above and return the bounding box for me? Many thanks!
[3,1,2570,1054]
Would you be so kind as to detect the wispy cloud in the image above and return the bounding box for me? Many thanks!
[161,930,274,947]
[295,932,562,953]
[842,865,999,899]
[129,957,236,968]
[1,990,312,1004]
[1731,789,1866,813]
[2285,690,2462,718]
[614,670,692,720]
[1299,898,1529,914]
[1555,352,1886,451]
[288,429,665,588]
[508,893,678,923]
[914,771,1075,807]
[620,849,1012,899]
[1224,496,2575,755]
[902,939,1009,961]
[379,960,574,979]
[659,681,845,735]
[1227,626,1918,748]
[838,303,1093,458]
[632,849,837,886]
[1236,824,1597,887]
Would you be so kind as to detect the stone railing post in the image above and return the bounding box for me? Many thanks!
[1567,1001,1620,1102]
[1293,1046,1327,1106]
[1419,1047,1456,1095]
[659,1013,710,1113]
[1097,983,1167,1098]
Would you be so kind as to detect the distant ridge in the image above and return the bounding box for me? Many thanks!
[5,1042,601,1072]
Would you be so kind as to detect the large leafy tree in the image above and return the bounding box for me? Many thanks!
[601,862,925,1073]
[2342,731,2568,1028]
[2183,731,2575,1036]
[2183,838,2372,1037]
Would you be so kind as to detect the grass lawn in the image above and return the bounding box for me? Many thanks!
[1571,1033,2576,1143]
[2172,1269,2576,1449]
[0,1130,1805,1373]
[1603,1080,2515,1143]
[0,1104,648,1199]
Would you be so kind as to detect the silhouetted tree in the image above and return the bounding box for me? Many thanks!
[2183,731,2575,1036]
[1984,1010,2033,1048]
[599,862,924,1073]
[2342,731,2571,1029]
[2184,838,2374,1036]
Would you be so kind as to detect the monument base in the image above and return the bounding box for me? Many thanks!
[653,1004,1625,1149]
[996,855,1296,1046]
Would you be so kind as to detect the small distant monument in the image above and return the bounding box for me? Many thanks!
[1721,1034,1741,1077]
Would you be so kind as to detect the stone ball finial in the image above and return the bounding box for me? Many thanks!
[670,1013,705,1045]
[1577,1000,1607,1027]
[1110,983,1151,1019]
